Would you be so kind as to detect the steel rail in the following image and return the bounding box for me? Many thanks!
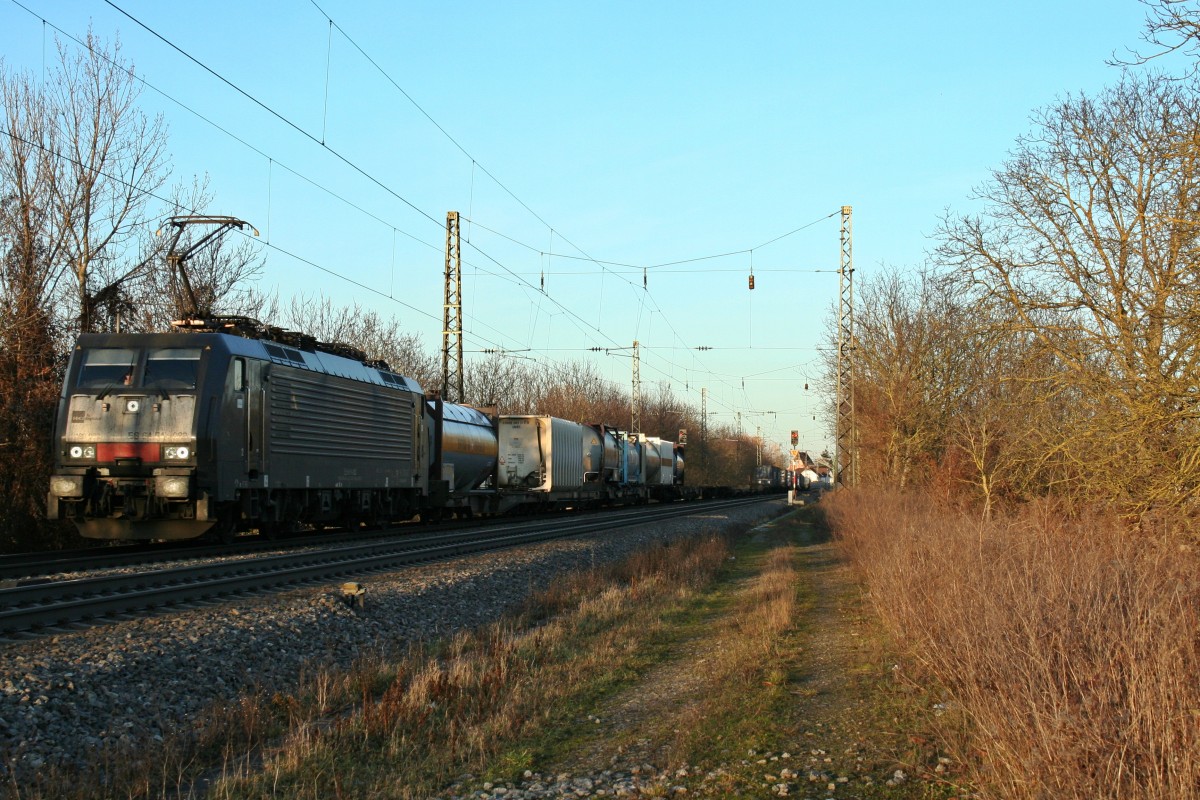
[0,542,184,582]
[0,496,741,582]
[0,517,476,582]
[0,496,773,637]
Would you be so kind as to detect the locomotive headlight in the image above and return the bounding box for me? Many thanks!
[125,399,141,414]
[155,475,189,498]
[162,445,191,460]
[67,445,96,460]
[51,476,82,497]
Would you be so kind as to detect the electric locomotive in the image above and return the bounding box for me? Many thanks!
[48,327,429,540]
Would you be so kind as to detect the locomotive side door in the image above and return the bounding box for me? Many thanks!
[244,360,266,479]
[211,356,252,500]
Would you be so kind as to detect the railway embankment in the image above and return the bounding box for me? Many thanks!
[1,497,966,799]
[0,500,793,797]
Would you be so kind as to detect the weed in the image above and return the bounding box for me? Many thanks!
[826,487,1200,799]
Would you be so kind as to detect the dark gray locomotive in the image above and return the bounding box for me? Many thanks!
[47,327,691,541]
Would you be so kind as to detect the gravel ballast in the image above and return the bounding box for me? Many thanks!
[0,500,786,784]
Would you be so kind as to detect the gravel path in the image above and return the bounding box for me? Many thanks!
[433,501,957,799]
[0,500,787,786]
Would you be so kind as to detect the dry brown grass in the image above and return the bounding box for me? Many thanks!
[1,534,733,800]
[727,545,798,666]
[201,532,734,799]
[825,487,1200,800]
[662,542,799,758]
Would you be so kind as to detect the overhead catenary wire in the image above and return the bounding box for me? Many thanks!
[0,123,519,354]
[16,0,619,356]
[101,0,441,228]
[295,0,835,397]
[101,0,652,360]
[11,0,831,430]
[138,0,827,389]
[10,0,436,252]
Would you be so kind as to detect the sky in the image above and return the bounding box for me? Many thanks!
[0,0,1175,458]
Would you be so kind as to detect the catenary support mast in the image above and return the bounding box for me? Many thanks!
[835,205,855,486]
[442,211,464,403]
[631,339,641,434]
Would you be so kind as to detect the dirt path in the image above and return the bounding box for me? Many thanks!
[495,509,959,799]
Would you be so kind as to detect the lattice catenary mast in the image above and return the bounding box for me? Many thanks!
[631,339,641,434]
[835,205,856,486]
[442,211,464,403]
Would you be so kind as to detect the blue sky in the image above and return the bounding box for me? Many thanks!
[0,0,1170,456]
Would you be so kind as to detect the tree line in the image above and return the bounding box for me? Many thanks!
[837,3,1200,522]
[0,31,767,552]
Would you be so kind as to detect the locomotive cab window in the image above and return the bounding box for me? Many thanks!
[144,348,203,390]
[232,357,245,391]
[78,348,139,388]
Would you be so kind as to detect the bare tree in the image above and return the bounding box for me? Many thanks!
[824,266,985,492]
[1118,0,1200,74]
[0,32,169,548]
[937,305,1070,517]
[937,71,1200,516]
[850,268,946,488]
[276,295,439,390]
[1,29,169,550]
[536,360,627,423]
[641,381,689,442]
[464,352,538,412]
[42,28,169,333]
[0,68,61,344]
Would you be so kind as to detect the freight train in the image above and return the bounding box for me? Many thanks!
[46,321,727,541]
[754,464,786,491]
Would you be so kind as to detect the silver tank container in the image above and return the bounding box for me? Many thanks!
[584,425,624,482]
[642,436,677,486]
[432,401,498,491]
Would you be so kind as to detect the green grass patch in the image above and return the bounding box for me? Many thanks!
[645,507,969,799]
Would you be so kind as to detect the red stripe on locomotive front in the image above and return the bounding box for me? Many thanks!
[96,442,160,462]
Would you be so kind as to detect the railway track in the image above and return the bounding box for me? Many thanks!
[0,515,491,583]
[0,496,770,639]
[0,497,737,584]
[0,539,245,583]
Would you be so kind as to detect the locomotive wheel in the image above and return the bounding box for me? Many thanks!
[208,520,237,544]
[207,509,239,544]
